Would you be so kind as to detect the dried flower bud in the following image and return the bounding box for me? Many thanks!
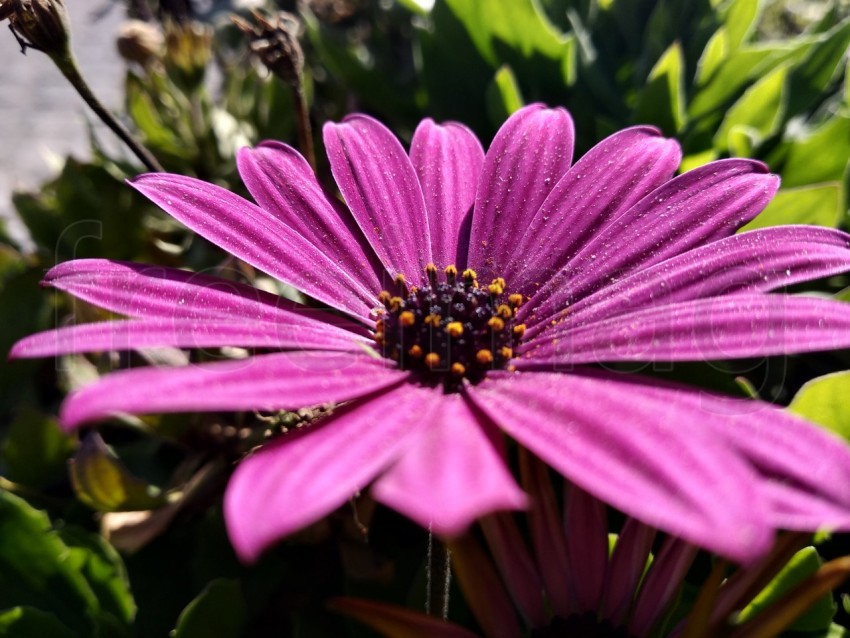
[0,0,71,56]
[116,19,164,68]
[232,10,304,86]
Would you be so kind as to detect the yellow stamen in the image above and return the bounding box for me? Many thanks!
[445,321,464,337]
[425,263,438,287]
[476,349,494,365]
[508,293,523,308]
[497,304,513,319]
[425,353,441,369]
[488,317,505,332]
[389,296,404,311]
[462,268,477,281]
[513,324,526,338]
[488,281,504,295]
[399,311,415,327]
[500,347,513,360]
[445,264,458,284]
[424,313,442,326]
[378,290,391,306]
[408,345,423,358]
[451,363,466,377]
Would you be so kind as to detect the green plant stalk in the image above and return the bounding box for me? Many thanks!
[51,50,164,173]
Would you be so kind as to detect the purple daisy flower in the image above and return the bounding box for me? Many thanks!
[13,104,850,564]
[335,454,847,638]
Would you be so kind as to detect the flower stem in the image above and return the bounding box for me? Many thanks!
[291,80,316,172]
[52,51,164,173]
[426,531,451,619]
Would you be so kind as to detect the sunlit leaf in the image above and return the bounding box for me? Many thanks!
[737,547,836,632]
[70,432,167,512]
[171,579,247,638]
[740,182,843,231]
[789,371,850,441]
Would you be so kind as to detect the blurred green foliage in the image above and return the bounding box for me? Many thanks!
[1,0,850,635]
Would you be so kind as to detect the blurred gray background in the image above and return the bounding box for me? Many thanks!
[0,0,125,244]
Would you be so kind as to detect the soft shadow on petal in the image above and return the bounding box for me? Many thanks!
[410,119,484,269]
[330,598,480,638]
[60,351,407,430]
[527,226,850,335]
[467,104,574,281]
[11,318,369,359]
[466,371,773,563]
[544,371,850,534]
[523,159,779,321]
[224,383,439,562]
[324,114,432,284]
[237,141,388,295]
[131,174,376,321]
[371,393,527,537]
[508,126,680,295]
[521,294,850,363]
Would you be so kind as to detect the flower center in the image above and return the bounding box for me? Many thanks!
[374,264,524,392]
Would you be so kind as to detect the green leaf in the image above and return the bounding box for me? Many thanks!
[0,492,98,635]
[485,65,525,127]
[58,528,136,626]
[633,41,686,134]
[786,18,850,119]
[721,0,762,50]
[779,114,850,188]
[789,371,850,441]
[422,0,573,132]
[694,27,728,85]
[0,607,78,638]
[737,547,836,632]
[171,579,247,638]
[2,407,76,488]
[713,62,788,151]
[740,183,844,231]
[69,433,167,512]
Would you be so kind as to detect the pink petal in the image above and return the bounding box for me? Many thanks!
[324,114,432,283]
[11,318,368,358]
[224,383,438,562]
[60,351,407,430]
[130,174,376,320]
[628,539,698,638]
[560,372,850,535]
[564,484,608,613]
[371,393,527,537]
[237,141,388,295]
[409,119,484,269]
[480,514,548,627]
[524,159,779,321]
[531,225,850,334]
[600,519,656,625]
[629,379,850,532]
[330,598,480,638]
[40,260,364,334]
[467,105,574,281]
[467,372,773,562]
[508,127,680,296]
[521,294,850,363]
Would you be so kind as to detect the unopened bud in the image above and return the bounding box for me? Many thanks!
[1,0,71,57]
[232,10,304,86]
[116,19,164,68]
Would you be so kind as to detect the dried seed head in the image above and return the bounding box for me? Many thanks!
[2,0,71,56]
[232,10,304,86]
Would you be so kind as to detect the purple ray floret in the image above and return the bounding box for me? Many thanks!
[12,104,850,564]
